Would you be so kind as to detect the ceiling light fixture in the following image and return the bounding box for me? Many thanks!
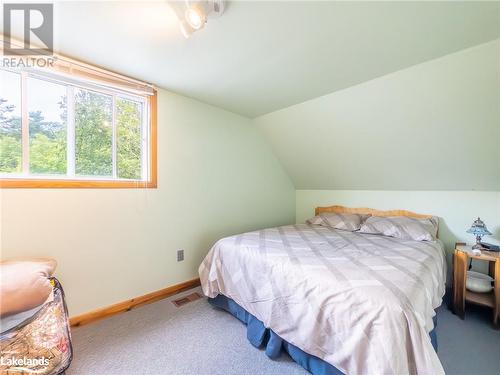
[171,1,225,38]
[185,5,205,30]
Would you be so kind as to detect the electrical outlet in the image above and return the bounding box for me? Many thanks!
[177,249,184,262]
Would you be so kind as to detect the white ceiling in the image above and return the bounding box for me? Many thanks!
[3,1,500,118]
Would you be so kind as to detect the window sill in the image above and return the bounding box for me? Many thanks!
[0,178,157,189]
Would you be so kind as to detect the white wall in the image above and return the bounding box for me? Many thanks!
[0,89,295,316]
[296,190,500,272]
[255,40,500,191]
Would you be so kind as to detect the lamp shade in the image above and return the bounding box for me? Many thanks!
[466,217,492,236]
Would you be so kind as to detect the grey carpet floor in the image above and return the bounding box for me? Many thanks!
[67,287,499,375]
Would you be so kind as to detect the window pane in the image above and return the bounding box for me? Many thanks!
[116,98,142,180]
[0,70,22,173]
[75,89,112,176]
[28,77,67,174]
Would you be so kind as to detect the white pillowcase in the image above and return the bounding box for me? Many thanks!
[359,216,439,241]
[306,213,367,231]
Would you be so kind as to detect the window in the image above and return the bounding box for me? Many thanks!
[0,65,157,188]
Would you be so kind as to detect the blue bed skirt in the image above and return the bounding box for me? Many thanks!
[208,294,438,375]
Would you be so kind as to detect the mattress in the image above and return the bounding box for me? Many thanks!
[199,224,447,375]
[208,294,438,375]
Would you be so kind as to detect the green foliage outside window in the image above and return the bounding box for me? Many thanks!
[29,110,67,174]
[75,90,113,176]
[0,98,22,173]
[117,98,142,180]
[0,90,144,179]
[30,133,67,174]
[0,135,21,173]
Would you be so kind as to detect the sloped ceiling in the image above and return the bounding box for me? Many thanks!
[255,40,500,191]
[2,1,499,118]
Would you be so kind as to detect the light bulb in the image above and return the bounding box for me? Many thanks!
[185,6,205,30]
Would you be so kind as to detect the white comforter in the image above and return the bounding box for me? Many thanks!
[199,224,446,375]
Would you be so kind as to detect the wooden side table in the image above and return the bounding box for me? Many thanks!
[453,243,499,327]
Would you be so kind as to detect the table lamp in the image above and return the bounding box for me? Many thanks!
[466,217,492,249]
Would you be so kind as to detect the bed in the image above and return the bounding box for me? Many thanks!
[199,206,447,375]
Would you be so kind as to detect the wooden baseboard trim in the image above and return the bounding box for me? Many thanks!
[70,277,201,327]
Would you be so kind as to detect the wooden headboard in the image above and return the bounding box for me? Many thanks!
[315,205,433,220]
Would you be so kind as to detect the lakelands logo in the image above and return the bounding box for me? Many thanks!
[0,355,50,369]
[3,3,53,55]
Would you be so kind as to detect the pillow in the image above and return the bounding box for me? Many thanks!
[306,213,367,231]
[0,258,57,317]
[359,216,439,241]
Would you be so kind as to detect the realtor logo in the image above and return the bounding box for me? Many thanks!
[3,3,53,55]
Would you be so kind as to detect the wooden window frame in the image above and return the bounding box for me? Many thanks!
[0,84,157,189]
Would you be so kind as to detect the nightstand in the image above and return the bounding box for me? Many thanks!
[453,243,499,327]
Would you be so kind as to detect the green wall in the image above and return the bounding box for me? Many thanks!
[255,40,500,191]
[0,89,295,316]
[255,40,500,269]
